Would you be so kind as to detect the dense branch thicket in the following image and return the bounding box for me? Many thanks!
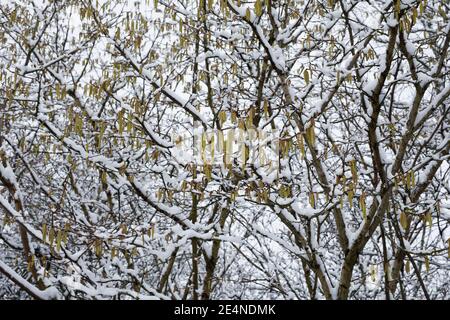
[0,0,449,300]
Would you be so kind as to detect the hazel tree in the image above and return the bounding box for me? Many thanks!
[0,0,449,300]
